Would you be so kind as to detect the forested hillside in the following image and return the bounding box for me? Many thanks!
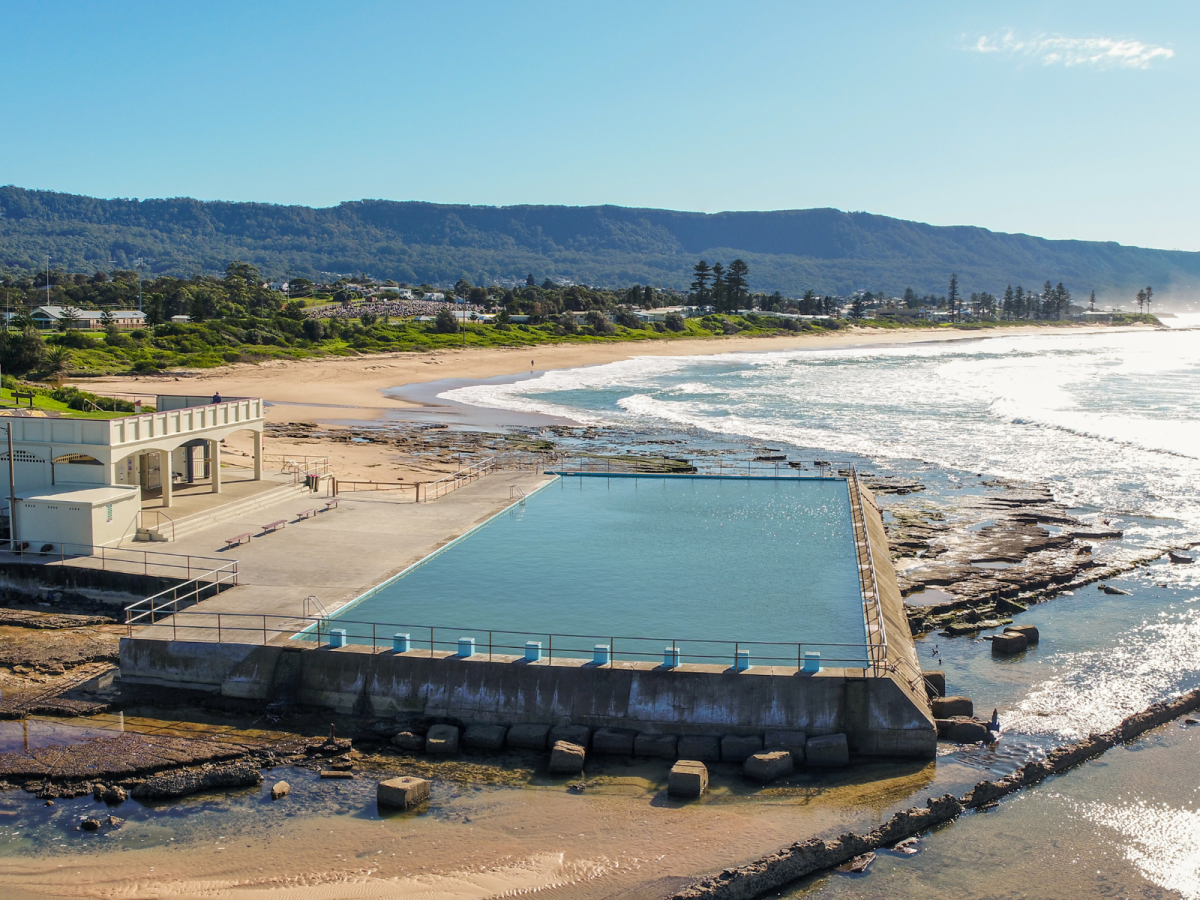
[2,186,1197,301]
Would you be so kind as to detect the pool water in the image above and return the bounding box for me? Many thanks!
[328,475,867,666]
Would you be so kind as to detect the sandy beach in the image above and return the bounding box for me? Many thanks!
[75,324,1125,426]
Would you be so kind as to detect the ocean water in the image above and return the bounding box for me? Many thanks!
[445,318,1200,897]
[329,474,868,664]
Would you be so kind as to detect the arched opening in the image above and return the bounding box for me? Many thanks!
[50,452,104,487]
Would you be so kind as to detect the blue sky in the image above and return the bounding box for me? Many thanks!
[1,1,1196,250]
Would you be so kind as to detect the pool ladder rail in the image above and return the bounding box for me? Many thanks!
[509,485,526,505]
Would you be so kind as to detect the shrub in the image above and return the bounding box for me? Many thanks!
[434,308,459,334]
[664,312,685,332]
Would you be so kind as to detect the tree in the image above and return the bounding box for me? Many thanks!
[903,287,918,309]
[642,285,656,308]
[1136,288,1146,314]
[454,278,472,297]
[144,294,166,326]
[726,259,750,311]
[664,311,685,332]
[359,312,377,327]
[58,307,82,332]
[1144,285,1153,316]
[690,260,712,305]
[849,297,866,319]
[1089,290,1096,312]
[526,274,535,287]
[434,308,459,334]
[710,263,726,312]
[45,346,72,379]
[1054,283,1070,319]
[302,318,324,341]
[946,274,959,321]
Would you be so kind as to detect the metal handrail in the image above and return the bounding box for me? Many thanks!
[423,456,496,502]
[126,608,880,670]
[123,561,240,634]
[0,539,225,579]
[139,509,176,542]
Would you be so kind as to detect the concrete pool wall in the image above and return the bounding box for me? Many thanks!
[119,479,936,760]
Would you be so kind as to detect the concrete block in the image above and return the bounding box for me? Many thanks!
[931,695,973,718]
[668,760,709,799]
[720,734,763,763]
[1004,624,1039,644]
[677,735,721,763]
[991,632,1028,655]
[805,734,849,767]
[463,724,508,751]
[743,750,794,782]
[425,724,460,754]
[390,730,424,752]
[922,670,946,698]
[548,740,586,774]
[593,727,637,756]
[549,724,591,749]
[763,730,807,763]
[634,733,678,759]
[377,776,430,809]
[506,723,551,750]
[937,717,990,743]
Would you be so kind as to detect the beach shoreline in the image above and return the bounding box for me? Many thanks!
[70,324,1142,429]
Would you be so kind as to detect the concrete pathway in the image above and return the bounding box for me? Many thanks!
[130,470,554,641]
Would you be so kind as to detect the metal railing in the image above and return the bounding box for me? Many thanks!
[124,609,878,671]
[123,560,241,633]
[332,479,420,500]
[0,539,227,580]
[265,454,331,477]
[138,509,176,542]
[546,454,856,478]
[422,456,496,501]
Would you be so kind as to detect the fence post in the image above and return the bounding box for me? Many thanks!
[548,633,553,663]
[263,615,267,645]
[217,613,222,642]
[430,626,434,657]
[372,622,377,651]
[489,630,493,661]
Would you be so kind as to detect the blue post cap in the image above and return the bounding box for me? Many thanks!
[393,633,411,652]
[457,636,475,657]
[524,641,542,662]
[734,649,750,671]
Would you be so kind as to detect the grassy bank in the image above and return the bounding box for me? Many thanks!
[39,312,1162,379]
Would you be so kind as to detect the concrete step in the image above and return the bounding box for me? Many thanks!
[158,481,315,542]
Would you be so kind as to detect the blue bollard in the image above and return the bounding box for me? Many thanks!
[664,646,681,668]
[735,649,750,671]
[803,651,821,673]
[329,628,346,648]
[458,637,475,658]
[593,644,610,666]
[393,633,410,653]
[525,641,542,662]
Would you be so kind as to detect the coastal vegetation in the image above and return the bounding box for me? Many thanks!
[0,260,1159,379]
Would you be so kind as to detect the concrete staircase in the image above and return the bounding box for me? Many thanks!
[142,481,315,543]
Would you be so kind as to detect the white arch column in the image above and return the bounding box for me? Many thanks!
[253,430,263,481]
[209,439,222,494]
[158,449,173,507]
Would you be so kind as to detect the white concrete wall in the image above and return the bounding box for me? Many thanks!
[91,491,139,546]
[20,500,95,547]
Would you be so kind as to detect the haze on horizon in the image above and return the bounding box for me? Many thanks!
[1,1,1196,252]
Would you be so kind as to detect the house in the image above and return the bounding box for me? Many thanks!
[0,395,266,549]
[21,306,147,331]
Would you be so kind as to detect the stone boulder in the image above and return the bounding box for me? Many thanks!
[668,760,708,799]
[805,734,850,767]
[743,751,794,782]
[676,735,721,762]
[1004,624,1039,644]
[548,740,586,774]
[592,728,637,756]
[921,670,946,698]
[80,817,101,831]
[505,723,551,750]
[634,733,678,759]
[931,695,973,718]
[720,734,763,763]
[763,730,807,763]
[549,724,591,749]
[991,631,1028,655]
[270,781,290,800]
[463,724,508,751]
[425,724,460,754]
[390,730,424,752]
[937,717,990,743]
[377,776,430,810]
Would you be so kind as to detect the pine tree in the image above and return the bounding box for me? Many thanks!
[690,260,712,305]
[1089,290,1096,312]
[1041,281,1054,320]
[1014,285,1026,318]
[711,263,726,313]
[802,289,817,314]
[1002,285,1014,319]
[1144,286,1153,316]
[726,259,750,312]
[947,274,959,320]
[1136,288,1146,314]
[1054,283,1070,319]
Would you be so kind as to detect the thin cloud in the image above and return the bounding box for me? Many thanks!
[971,31,1174,69]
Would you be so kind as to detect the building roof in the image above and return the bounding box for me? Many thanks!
[25,306,146,322]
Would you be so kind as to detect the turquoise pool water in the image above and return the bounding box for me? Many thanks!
[327,474,868,666]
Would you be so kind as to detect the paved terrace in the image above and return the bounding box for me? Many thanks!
[131,470,555,641]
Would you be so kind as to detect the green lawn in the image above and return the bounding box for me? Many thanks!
[0,387,129,419]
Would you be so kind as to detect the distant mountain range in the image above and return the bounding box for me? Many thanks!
[2,185,1196,301]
